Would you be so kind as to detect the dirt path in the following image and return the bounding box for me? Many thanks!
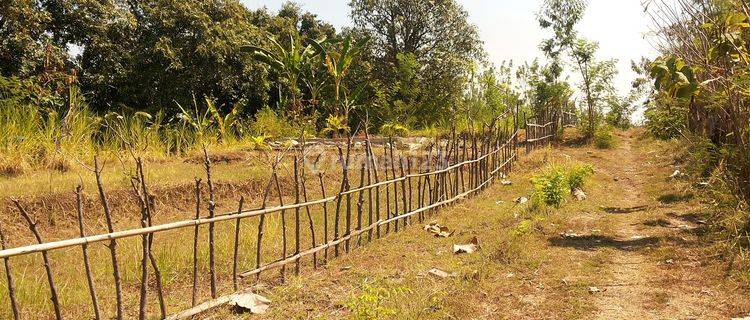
[585,131,667,319]
[567,130,745,319]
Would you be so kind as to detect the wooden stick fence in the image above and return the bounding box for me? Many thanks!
[0,118,531,319]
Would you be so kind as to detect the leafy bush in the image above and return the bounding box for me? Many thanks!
[249,106,298,138]
[567,164,594,190]
[380,122,409,137]
[594,125,615,149]
[532,167,569,208]
[532,163,595,209]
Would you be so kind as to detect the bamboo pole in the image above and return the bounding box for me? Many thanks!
[75,186,101,320]
[93,157,123,320]
[0,224,19,320]
[11,200,62,320]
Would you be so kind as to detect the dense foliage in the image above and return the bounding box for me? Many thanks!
[645,0,750,259]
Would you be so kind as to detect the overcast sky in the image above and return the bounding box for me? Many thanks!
[241,0,659,104]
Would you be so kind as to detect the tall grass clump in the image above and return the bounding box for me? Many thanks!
[0,79,99,175]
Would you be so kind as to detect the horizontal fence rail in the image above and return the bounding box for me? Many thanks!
[0,113,554,319]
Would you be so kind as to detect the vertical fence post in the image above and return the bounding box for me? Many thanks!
[75,186,101,320]
[191,179,201,306]
[93,157,123,320]
[202,149,218,299]
[273,170,287,281]
[232,196,245,291]
[293,156,301,276]
[0,223,20,320]
[11,200,62,320]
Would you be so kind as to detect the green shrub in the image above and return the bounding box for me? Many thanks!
[567,164,594,190]
[249,106,297,138]
[594,125,615,149]
[532,163,595,209]
[532,167,569,208]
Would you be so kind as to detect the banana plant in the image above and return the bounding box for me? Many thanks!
[242,35,324,117]
[205,96,243,143]
[308,35,368,124]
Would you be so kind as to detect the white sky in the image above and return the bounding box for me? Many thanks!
[242,0,659,102]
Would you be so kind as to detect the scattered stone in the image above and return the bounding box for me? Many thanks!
[501,180,513,186]
[588,286,605,294]
[572,188,587,201]
[669,169,684,179]
[665,259,674,264]
[514,197,529,205]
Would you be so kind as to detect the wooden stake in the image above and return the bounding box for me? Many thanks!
[191,179,201,307]
[273,171,287,281]
[93,156,123,320]
[318,173,329,262]
[293,156,301,276]
[75,186,101,320]
[232,196,245,291]
[202,148,217,299]
[355,161,366,247]
[11,199,62,320]
[0,224,19,320]
[255,172,274,281]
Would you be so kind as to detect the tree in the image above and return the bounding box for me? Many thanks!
[539,0,607,137]
[350,0,484,127]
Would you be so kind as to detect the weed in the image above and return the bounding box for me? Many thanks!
[594,125,615,149]
[345,280,409,320]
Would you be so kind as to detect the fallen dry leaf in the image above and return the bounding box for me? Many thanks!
[453,236,479,254]
[229,293,271,314]
[424,222,454,238]
[501,180,513,186]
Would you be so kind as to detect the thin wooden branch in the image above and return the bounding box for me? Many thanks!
[273,171,287,281]
[93,156,123,320]
[0,224,19,320]
[318,172,329,263]
[202,148,217,299]
[11,199,62,320]
[75,186,101,320]
[232,196,245,291]
[293,156,301,276]
[191,179,201,307]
